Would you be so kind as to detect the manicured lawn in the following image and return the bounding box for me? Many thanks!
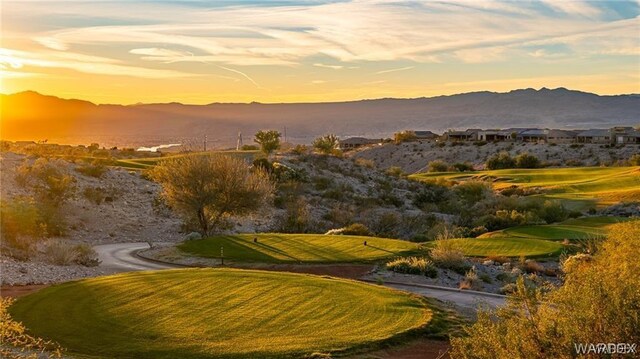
[115,150,259,170]
[410,166,640,206]
[178,233,420,263]
[10,269,432,359]
[439,237,564,257]
[480,216,627,241]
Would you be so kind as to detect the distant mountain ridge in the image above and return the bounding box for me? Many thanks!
[2,88,638,148]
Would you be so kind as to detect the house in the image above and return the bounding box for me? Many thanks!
[517,129,548,143]
[413,130,439,140]
[339,137,381,150]
[478,129,515,142]
[576,129,611,144]
[546,129,577,144]
[610,127,640,145]
[444,129,480,141]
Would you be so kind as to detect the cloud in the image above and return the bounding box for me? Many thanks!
[313,63,343,70]
[375,66,414,75]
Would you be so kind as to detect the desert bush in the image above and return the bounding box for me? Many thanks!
[430,240,470,274]
[538,200,568,224]
[459,266,479,289]
[254,130,281,156]
[428,160,449,172]
[393,130,417,144]
[75,161,107,178]
[454,181,492,204]
[341,223,372,236]
[485,151,515,170]
[313,134,340,155]
[487,255,510,264]
[514,152,540,168]
[451,221,640,359]
[366,212,401,238]
[452,162,474,172]
[15,158,76,206]
[385,166,405,177]
[0,297,63,358]
[43,239,100,266]
[0,197,41,249]
[82,186,117,205]
[628,153,640,166]
[275,197,311,233]
[354,157,375,168]
[522,259,544,274]
[386,257,437,277]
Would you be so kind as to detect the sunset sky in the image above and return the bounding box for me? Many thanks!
[1,0,639,104]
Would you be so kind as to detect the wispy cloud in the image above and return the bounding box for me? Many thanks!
[375,66,414,75]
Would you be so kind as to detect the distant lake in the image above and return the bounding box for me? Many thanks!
[136,143,182,152]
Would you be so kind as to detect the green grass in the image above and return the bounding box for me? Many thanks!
[437,237,564,257]
[480,216,628,242]
[178,233,420,263]
[114,150,259,170]
[411,166,640,206]
[9,269,432,359]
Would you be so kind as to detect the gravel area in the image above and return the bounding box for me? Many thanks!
[0,256,106,285]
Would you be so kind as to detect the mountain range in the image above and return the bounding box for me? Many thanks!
[1,88,638,149]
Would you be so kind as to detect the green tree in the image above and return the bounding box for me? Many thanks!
[313,134,340,155]
[428,160,449,172]
[150,154,274,235]
[515,153,541,168]
[254,130,281,156]
[485,151,516,170]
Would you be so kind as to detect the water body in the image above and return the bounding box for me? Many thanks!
[136,143,182,152]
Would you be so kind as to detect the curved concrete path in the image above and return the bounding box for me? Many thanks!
[94,242,506,311]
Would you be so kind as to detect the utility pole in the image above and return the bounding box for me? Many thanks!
[203,135,207,152]
[236,131,243,151]
[284,126,287,143]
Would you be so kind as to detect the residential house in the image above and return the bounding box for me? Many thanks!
[610,127,640,145]
[576,129,611,144]
[478,129,515,142]
[546,129,577,144]
[444,129,480,141]
[517,129,548,143]
[339,137,381,150]
[413,130,439,140]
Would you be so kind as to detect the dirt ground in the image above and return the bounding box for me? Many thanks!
[350,338,451,359]
[0,284,49,298]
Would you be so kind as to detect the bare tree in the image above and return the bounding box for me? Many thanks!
[150,154,274,235]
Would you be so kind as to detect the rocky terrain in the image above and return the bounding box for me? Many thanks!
[352,141,640,173]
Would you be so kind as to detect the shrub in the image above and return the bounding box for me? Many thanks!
[393,130,417,144]
[341,223,372,236]
[313,134,340,155]
[629,153,640,166]
[15,158,76,206]
[485,151,515,170]
[430,240,470,274]
[452,162,474,172]
[241,144,259,151]
[428,160,449,172]
[0,297,63,358]
[385,166,405,177]
[43,239,100,266]
[514,153,540,168]
[451,221,640,359]
[386,257,436,277]
[0,197,41,249]
[354,158,375,168]
[76,161,107,178]
[459,266,479,289]
[522,260,544,274]
[538,200,568,224]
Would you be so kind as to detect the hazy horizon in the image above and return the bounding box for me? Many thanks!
[2,1,639,104]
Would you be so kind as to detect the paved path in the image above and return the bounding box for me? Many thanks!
[94,242,506,310]
[94,242,179,273]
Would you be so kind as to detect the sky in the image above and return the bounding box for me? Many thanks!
[1,0,639,104]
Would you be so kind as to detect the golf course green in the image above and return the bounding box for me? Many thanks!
[10,269,432,359]
[438,237,564,257]
[411,166,640,206]
[178,233,420,263]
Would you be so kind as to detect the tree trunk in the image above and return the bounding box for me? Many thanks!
[197,207,208,236]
